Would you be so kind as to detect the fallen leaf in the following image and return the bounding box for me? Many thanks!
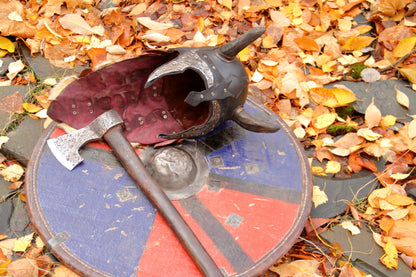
[341,36,375,51]
[325,160,341,174]
[0,36,14,53]
[294,36,320,51]
[387,208,410,220]
[7,258,38,277]
[309,87,356,107]
[368,187,392,208]
[136,17,174,31]
[0,259,11,275]
[380,237,398,269]
[312,185,328,207]
[58,14,97,35]
[329,147,351,157]
[13,233,34,252]
[390,172,412,181]
[313,113,337,129]
[395,86,410,109]
[399,67,416,84]
[365,99,381,128]
[383,115,396,127]
[0,164,24,182]
[393,36,416,58]
[360,68,381,83]
[409,119,416,139]
[22,103,42,113]
[357,128,382,141]
[341,220,360,235]
[269,259,320,276]
[52,265,81,276]
[141,32,171,43]
[7,60,24,80]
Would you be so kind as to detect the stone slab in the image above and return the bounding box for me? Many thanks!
[0,197,31,238]
[0,177,13,202]
[327,80,416,122]
[320,224,412,277]
[19,43,87,81]
[1,117,44,166]
[0,85,28,132]
[308,147,384,219]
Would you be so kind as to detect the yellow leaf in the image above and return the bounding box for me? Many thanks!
[393,37,416,58]
[380,237,398,269]
[386,194,414,206]
[409,119,416,139]
[357,128,382,141]
[341,220,360,235]
[22,103,42,113]
[325,160,341,174]
[389,172,412,181]
[383,115,396,127]
[314,113,337,129]
[395,86,410,109]
[399,67,416,84]
[0,36,15,53]
[341,36,375,51]
[13,233,34,252]
[237,47,250,62]
[312,185,328,207]
[311,166,326,176]
[365,99,381,128]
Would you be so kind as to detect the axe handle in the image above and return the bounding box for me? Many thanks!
[103,124,223,277]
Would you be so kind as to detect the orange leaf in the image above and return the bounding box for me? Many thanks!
[309,87,356,107]
[348,152,363,173]
[0,259,11,275]
[22,103,42,113]
[379,216,394,233]
[365,99,381,128]
[385,194,414,206]
[294,36,320,51]
[341,36,375,51]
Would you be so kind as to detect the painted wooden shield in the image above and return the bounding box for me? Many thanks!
[26,97,312,277]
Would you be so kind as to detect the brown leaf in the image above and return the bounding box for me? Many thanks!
[52,265,81,277]
[0,1,37,37]
[6,258,38,277]
[0,92,24,114]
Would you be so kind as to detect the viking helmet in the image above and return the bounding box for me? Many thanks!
[47,27,279,145]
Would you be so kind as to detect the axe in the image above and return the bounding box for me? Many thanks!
[47,110,223,277]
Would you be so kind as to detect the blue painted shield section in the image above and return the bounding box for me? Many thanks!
[206,131,302,191]
[36,149,156,277]
[205,101,303,191]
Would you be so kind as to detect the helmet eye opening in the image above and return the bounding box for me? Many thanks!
[163,69,210,130]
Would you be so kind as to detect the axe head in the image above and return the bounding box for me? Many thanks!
[47,110,124,170]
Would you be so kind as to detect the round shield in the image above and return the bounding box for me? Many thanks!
[26,97,312,277]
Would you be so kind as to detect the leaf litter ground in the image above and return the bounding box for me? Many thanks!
[1,0,416,276]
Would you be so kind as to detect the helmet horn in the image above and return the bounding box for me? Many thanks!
[232,106,280,133]
[219,27,266,60]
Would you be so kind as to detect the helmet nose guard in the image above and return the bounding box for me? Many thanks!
[47,28,279,145]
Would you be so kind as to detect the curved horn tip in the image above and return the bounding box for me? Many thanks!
[232,107,280,133]
[219,27,266,60]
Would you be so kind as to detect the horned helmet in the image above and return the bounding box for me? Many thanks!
[47,27,279,144]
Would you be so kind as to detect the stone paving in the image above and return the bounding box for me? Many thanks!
[0,40,414,276]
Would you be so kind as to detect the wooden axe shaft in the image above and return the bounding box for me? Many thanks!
[103,124,223,277]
